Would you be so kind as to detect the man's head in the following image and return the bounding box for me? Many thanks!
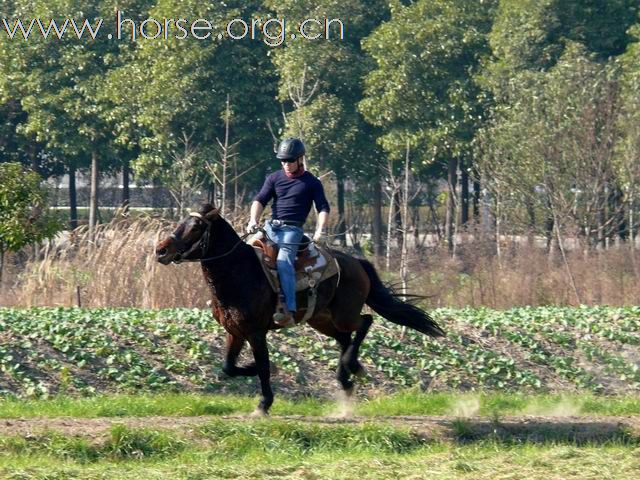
[276,138,305,175]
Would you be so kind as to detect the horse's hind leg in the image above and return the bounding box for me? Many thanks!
[334,331,356,395]
[342,314,373,377]
[222,333,257,377]
[308,314,356,395]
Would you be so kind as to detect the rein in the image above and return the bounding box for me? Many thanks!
[199,234,251,262]
[171,212,251,264]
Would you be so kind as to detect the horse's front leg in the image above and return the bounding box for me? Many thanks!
[222,333,257,377]
[247,333,273,416]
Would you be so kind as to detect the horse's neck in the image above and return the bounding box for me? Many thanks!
[201,241,265,308]
[202,221,260,284]
[208,220,241,256]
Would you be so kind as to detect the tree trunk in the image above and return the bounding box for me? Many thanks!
[597,183,607,249]
[233,154,238,215]
[473,177,481,219]
[68,163,78,230]
[30,144,39,174]
[336,177,347,247]
[122,161,130,210]
[481,187,493,241]
[89,150,99,237]
[371,178,383,261]
[612,186,626,244]
[0,248,4,286]
[207,182,216,205]
[386,188,395,271]
[526,198,536,247]
[630,187,635,248]
[393,190,402,246]
[445,157,458,254]
[452,161,463,259]
[400,142,410,297]
[413,205,420,250]
[495,193,502,260]
[461,159,469,225]
[429,195,442,241]
[545,215,554,254]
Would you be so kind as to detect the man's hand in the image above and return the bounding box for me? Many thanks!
[246,219,259,234]
[312,229,326,243]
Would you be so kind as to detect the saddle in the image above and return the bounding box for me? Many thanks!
[249,232,340,293]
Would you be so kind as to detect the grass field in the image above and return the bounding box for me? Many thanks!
[0,392,640,479]
[1,437,637,479]
[1,391,640,418]
[0,393,638,479]
[0,306,638,478]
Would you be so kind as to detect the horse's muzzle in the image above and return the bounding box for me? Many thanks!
[155,246,177,265]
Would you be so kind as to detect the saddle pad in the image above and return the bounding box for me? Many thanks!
[251,245,340,293]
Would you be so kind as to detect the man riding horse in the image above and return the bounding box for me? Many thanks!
[246,138,330,327]
[155,138,444,416]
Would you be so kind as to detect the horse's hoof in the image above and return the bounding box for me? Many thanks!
[273,312,295,327]
[351,365,367,378]
[344,385,355,397]
[330,389,355,419]
[250,408,268,418]
[342,358,366,377]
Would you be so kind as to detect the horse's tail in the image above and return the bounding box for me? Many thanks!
[359,259,445,338]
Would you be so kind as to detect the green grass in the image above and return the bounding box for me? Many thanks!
[1,392,639,418]
[199,419,424,457]
[0,440,637,479]
[357,391,640,417]
[0,421,425,465]
[0,414,637,478]
[0,393,331,418]
[0,425,187,463]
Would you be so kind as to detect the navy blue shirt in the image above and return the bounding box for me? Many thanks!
[254,170,330,223]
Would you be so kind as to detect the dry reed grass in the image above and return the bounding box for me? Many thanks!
[0,216,209,308]
[415,239,640,308]
[0,217,639,308]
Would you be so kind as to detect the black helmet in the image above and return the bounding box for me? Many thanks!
[276,138,305,161]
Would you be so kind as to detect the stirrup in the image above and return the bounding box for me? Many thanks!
[273,311,296,327]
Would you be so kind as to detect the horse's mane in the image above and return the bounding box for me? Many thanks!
[197,203,252,261]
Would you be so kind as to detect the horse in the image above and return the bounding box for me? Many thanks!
[155,203,444,415]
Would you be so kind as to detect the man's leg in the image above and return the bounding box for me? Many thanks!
[276,226,303,315]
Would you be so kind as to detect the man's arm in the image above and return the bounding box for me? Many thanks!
[247,200,264,232]
[250,201,264,224]
[247,173,274,232]
[314,211,329,241]
[312,179,331,241]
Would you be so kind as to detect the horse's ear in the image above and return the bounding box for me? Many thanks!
[203,206,219,221]
[199,203,215,214]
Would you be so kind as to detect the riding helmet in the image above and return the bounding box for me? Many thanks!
[276,138,305,161]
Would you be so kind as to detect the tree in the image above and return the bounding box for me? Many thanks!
[269,0,389,247]
[115,0,279,213]
[0,163,60,283]
[477,44,623,300]
[360,0,497,253]
[0,0,131,234]
[485,0,638,95]
[481,0,639,252]
[616,23,640,245]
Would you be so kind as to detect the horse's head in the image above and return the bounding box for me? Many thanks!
[155,204,219,264]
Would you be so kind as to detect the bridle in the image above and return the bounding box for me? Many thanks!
[170,212,250,264]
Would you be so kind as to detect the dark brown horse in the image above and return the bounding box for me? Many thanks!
[155,204,444,415]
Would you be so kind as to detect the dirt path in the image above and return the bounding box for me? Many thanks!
[1,415,638,444]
